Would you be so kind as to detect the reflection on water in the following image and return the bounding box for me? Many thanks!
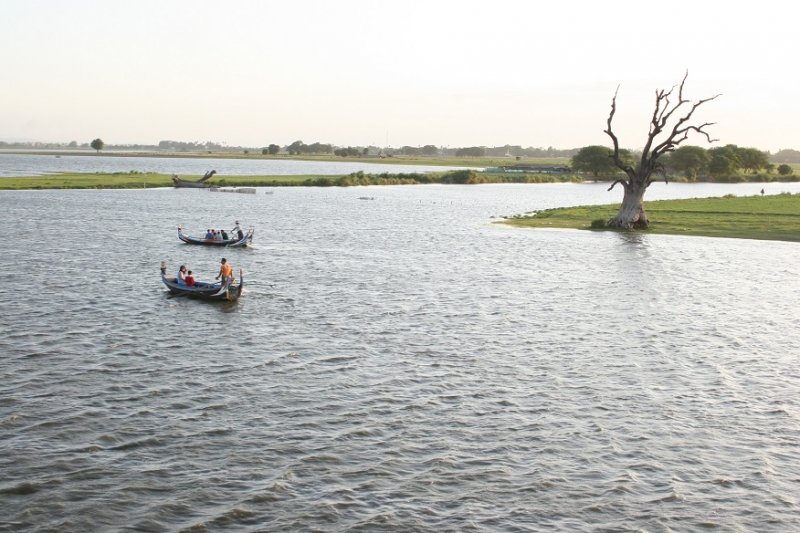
[615,231,649,246]
[1,183,799,532]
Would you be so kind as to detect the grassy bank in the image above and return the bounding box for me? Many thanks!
[0,172,343,189]
[502,193,800,242]
[0,172,174,189]
[0,170,581,190]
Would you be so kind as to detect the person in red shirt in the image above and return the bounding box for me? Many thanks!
[185,270,195,287]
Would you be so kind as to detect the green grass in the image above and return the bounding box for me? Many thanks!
[0,169,582,189]
[0,172,341,189]
[502,193,800,242]
[0,172,173,189]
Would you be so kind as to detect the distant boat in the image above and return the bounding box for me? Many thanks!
[172,170,216,188]
[160,262,243,301]
[177,226,253,247]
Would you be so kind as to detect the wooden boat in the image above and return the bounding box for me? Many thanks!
[160,262,243,301]
[172,170,216,188]
[178,225,253,247]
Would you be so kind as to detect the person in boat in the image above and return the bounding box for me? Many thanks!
[232,221,244,240]
[216,258,233,285]
[221,229,229,240]
[214,230,223,241]
[205,229,213,240]
[185,270,195,287]
[177,265,188,286]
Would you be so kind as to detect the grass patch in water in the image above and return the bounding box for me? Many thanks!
[502,193,800,242]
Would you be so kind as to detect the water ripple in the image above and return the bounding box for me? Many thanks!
[1,184,799,531]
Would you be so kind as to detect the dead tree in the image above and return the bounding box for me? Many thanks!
[605,73,719,229]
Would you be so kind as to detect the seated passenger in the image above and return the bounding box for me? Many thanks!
[176,265,188,286]
[185,271,195,287]
[214,230,223,241]
[205,229,213,240]
[221,229,229,240]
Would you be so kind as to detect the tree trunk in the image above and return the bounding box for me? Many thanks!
[608,181,649,229]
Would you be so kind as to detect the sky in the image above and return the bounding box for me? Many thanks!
[1,0,798,152]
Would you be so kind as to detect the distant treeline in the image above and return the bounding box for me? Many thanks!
[4,139,800,164]
[771,149,800,163]
[570,144,798,182]
[659,144,799,181]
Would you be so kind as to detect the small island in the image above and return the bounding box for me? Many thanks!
[501,193,800,242]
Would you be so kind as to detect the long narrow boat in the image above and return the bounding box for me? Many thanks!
[160,262,243,301]
[177,226,254,247]
[172,170,217,188]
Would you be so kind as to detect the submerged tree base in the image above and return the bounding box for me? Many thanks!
[501,193,800,242]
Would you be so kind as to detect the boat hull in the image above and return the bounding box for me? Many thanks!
[172,170,217,188]
[172,177,213,188]
[160,264,243,301]
[178,228,253,247]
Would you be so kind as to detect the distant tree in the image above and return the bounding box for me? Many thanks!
[668,145,710,180]
[455,146,485,157]
[268,144,280,155]
[68,141,78,148]
[571,145,633,177]
[261,148,269,155]
[708,145,741,173]
[287,140,333,154]
[243,150,249,154]
[90,138,104,153]
[363,147,369,156]
[400,146,421,156]
[778,164,793,176]
[306,142,333,154]
[764,163,775,174]
[421,145,438,156]
[709,155,738,179]
[334,147,361,157]
[287,140,304,155]
[737,147,769,174]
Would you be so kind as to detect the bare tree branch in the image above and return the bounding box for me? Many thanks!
[604,86,637,182]
[651,94,720,158]
[607,179,628,192]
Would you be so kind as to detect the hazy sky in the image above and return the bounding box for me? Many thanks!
[2,0,798,151]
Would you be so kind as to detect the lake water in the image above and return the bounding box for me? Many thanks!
[2,182,800,532]
[0,153,469,178]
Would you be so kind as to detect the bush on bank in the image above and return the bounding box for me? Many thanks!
[287,170,584,187]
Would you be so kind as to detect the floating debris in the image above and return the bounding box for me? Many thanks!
[208,188,257,194]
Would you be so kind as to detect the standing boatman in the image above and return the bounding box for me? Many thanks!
[216,258,233,285]
[232,220,244,240]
